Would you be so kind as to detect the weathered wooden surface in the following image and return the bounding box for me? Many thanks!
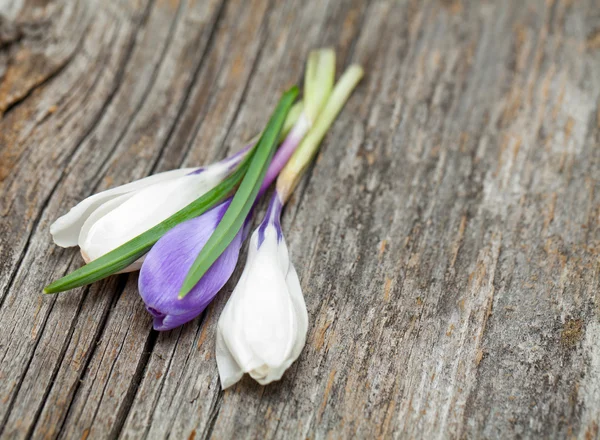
[0,0,599,438]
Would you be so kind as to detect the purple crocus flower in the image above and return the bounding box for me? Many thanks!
[138,116,310,331]
[139,201,245,330]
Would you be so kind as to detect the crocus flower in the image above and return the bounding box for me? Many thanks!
[138,200,246,330]
[214,64,364,387]
[137,50,337,330]
[215,192,307,387]
[50,167,197,247]
[49,101,304,271]
[138,118,310,329]
[50,151,246,271]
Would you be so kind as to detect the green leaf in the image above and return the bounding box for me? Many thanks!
[44,155,254,294]
[178,86,299,298]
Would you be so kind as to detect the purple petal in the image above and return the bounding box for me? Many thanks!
[259,115,309,196]
[257,192,283,248]
[139,201,243,331]
[188,143,253,176]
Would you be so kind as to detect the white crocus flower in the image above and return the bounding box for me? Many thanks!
[50,167,196,247]
[216,194,308,388]
[50,153,245,271]
[215,62,364,388]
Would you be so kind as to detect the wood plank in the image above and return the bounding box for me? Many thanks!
[0,0,599,438]
[0,0,155,434]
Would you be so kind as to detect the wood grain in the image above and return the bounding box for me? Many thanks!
[1,0,599,438]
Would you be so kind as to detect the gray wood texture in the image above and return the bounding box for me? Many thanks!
[1,0,599,438]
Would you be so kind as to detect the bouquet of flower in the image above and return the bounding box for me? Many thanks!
[45,49,363,388]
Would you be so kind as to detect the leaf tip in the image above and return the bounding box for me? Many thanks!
[287,85,300,97]
[177,287,188,300]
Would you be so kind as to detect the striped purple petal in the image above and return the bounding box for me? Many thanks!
[257,192,283,248]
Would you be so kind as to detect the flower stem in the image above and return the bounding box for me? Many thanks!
[259,49,336,194]
[260,113,310,195]
[304,49,335,125]
[276,65,364,202]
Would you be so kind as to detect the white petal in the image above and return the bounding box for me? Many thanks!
[50,167,197,247]
[79,164,229,262]
[250,238,306,385]
[243,234,297,366]
[78,193,134,262]
[215,225,307,387]
[285,263,308,362]
[76,193,145,272]
[215,323,244,389]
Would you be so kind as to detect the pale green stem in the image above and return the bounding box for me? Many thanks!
[277,65,364,202]
[304,48,335,124]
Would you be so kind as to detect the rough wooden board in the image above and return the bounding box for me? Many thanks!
[0,0,599,439]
